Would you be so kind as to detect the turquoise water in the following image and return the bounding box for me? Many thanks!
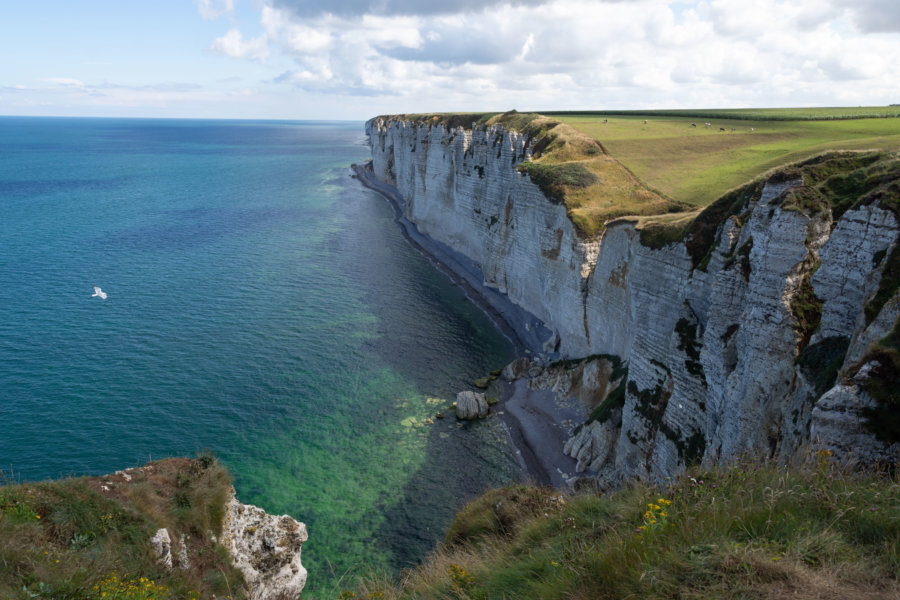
[0,117,522,595]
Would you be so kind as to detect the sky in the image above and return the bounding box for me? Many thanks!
[0,0,898,120]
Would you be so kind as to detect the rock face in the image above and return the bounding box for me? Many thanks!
[456,390,490,419]
[150,528,173,569]
[221,495,308,600]
[365,116,899,481]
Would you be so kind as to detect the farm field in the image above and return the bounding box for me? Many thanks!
[552,110,900,207]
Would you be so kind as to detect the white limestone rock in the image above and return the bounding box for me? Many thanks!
[456,390,490,419]
[221,496,308,600]
[811,380,899,464]
[150,528,172,569]
[178,533,189,570]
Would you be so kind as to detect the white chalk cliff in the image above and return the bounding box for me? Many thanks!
[363,116,899,482]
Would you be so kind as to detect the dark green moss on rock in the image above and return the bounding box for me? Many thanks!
[791,266,824,351]
[856,319,900,444]
[517,161,599,204]
[796,335,850,397]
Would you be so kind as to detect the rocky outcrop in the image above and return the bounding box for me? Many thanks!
[365,116,899,482]
[221,495,308,600]
[150,528,173,569]
[456,390,490,419]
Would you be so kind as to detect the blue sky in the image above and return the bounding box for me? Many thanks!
[1,0,898,120]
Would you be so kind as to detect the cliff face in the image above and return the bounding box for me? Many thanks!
[221,495,308,600]
[365,117,899,481]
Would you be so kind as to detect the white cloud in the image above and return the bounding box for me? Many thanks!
[210,29,270,62]
[196,0,235,20]
[41,77,85,87]
[204,0,900,111]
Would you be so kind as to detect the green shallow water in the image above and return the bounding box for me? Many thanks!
[0,117,523,596]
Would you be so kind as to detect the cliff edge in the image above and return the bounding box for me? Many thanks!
[0,457,307,600]
[363,114,899,483]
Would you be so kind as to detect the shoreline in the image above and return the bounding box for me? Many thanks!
[351,162,578,487]
[351,162,553,357]
[494,379,579,488]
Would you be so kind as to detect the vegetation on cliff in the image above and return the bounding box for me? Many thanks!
[381,108,900,241]
[383,110,688,237]
[554,109,900,208]
[0,457,245,599]
[349,458,899,600]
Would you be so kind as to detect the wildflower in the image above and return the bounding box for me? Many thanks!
[35,515,40,519]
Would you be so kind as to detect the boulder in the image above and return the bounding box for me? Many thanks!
[150,528,172,569]
[473,377,492,389]
[455,390,490,419]
[502,357,531,381]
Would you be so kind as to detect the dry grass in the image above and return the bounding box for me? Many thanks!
[556,114,900,207]
[485,112,689,237]
[374,110,900,240]
[347,457,900,600]
[0,455,245,599]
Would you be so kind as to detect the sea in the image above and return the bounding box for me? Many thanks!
[0,117,524,596]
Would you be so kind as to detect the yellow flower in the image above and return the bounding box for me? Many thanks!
[660,511,668,517]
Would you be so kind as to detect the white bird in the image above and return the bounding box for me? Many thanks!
[92,286,108,300]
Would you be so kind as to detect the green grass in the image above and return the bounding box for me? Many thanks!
[378,108,900,239]
[349,459,900,600]
[553,113,900,208]
[0,456,245,600]
[545,106,900,121]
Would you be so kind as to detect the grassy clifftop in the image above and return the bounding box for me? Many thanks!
[378,108,900,238]
[0,457,244,599]
[349,458,899,600]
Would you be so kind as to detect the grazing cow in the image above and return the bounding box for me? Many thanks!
[750,127,755,132]
[705,122,711,127]
[719,127,726,131]
[643,119,648,124]
[603,119,608,123]
[690,122,697,127]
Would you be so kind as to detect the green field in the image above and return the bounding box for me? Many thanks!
[555,112,900,207]
[381,108,900,237]
[545,106,900,121]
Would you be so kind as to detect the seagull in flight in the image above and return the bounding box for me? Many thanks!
[92,286,108,300]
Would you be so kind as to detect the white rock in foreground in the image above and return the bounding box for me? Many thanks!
[221,496,308,600]
[149,528,173,569]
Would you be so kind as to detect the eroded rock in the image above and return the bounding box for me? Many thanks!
[456,390,490,419]
[221,495,308,600]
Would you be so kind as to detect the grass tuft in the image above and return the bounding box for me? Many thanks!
[0,455,245,599]
[349,460,900,600]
